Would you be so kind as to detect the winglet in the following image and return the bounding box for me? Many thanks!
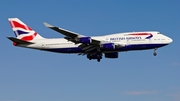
[43,22,54,28]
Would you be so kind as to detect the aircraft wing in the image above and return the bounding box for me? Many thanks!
[43,22,124,54]
[43,22,101,45]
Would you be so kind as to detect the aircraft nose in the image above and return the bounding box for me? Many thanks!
[168,37,173,44]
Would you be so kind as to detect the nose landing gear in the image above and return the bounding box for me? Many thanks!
[153,48,157,56]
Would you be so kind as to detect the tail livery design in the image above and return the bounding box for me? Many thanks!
[8,18,44,41]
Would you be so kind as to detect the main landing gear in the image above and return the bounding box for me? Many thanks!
[87,52,102,62]
[153,48,157,56]
[97,57,101,62]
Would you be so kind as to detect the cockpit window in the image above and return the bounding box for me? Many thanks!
[157,32,160,34]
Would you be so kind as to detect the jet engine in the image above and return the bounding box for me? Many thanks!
[76,37,91,44]
[104,52,118,58]
[101,43,115,49]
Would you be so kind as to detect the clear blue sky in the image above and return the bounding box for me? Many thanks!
[0,0,180,101]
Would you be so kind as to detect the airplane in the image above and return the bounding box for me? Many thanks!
[7,18,173,62]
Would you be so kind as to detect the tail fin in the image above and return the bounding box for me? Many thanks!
[8,18,44,41]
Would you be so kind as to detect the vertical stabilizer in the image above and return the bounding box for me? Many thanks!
[8,18,44,41]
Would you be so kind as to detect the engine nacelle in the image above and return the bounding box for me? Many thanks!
[105,52,118,58]
[101,43,115,49]
[77,37,91,44]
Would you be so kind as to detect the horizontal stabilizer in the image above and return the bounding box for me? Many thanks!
[7,37,34,44]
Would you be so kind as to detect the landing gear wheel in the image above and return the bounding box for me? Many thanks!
[153,48,157,56]
[153,52,157,56]
[97,59,101,62]
[87,54,92,60]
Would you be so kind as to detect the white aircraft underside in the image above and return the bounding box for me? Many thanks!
[7,18,173,62]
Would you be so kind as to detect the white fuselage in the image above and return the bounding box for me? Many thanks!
[18,31,173,53]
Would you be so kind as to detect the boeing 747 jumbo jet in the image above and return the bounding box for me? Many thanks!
[7,18,173,62]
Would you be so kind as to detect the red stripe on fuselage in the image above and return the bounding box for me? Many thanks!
[129,33,150,35]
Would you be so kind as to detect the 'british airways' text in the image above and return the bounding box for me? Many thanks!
[110,37,142,40]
